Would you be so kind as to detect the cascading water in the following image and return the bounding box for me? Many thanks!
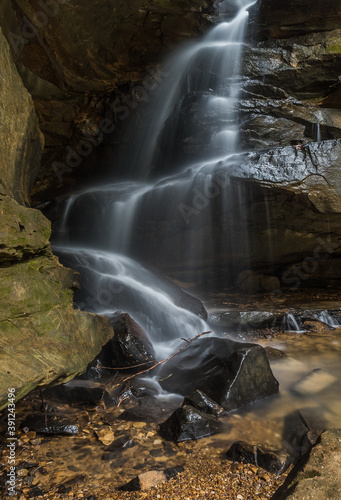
[55,0,258,358]
[54,246,209,359]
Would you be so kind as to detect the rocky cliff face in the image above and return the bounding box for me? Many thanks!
[0,25,43,205]
[0,0,219,200]
[253,0,341,39]
[136,0,341,282]
[0,25,114,410]
[0,0,219,409]
[1,0,341,407]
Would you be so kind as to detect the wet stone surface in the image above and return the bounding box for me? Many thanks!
[0,290,341,498]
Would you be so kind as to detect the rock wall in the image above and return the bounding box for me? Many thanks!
[0,25,43,205]
[1,0,341,408]
[253,0,341,39]
[0,0,220,409]
[0,0,219,201]
[0,26,113,410]
[146,0,341,282]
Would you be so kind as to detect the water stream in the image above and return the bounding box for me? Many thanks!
[37,2,341,485]
[55,0,258,354]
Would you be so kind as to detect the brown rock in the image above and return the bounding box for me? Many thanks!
[0,26,43,204]
[119,466,184,491]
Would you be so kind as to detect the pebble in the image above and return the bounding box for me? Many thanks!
[133,422,146,429]
[95,427,115,446]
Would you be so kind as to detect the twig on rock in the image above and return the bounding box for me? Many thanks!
[116,330,211,387]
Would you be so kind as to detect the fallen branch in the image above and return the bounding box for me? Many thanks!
[101,360,154,371]
[115,331,211,387]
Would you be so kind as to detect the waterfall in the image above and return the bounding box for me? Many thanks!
[55,0,258,356]
[314,310,340,328]
[281,314,306,333]
[54,246,209,359]
[316,123,321,142]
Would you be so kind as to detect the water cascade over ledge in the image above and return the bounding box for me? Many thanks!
[55,0,258,358]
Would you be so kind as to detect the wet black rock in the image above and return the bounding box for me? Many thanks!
[22,414,79,435]
[226,441,292,475]
[108,313,156,367]
[210,310,284,331]
[105,435,135,450]
[159,405,221,442]
[158,337,279,411]
[183,390,224,417]
[119,395,181,424]
[42,384,113,407]
[84,313,156,379]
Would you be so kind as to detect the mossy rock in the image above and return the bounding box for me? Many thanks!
[0,195,51,263]
[0,27,43,204]
[0,307,114,410]
[0,253,114,410]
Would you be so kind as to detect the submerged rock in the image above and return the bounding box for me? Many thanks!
[282,409,326,458]
[158,337,279,411]
[226,441,292,475]
[159,405,221,442]
[291,368,337,396]
[22,414,79,436]
[42,384,113,407]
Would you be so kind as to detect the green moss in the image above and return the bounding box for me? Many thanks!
[300,470,321,480]
[326,43,341,53]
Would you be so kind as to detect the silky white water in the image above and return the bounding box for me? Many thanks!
[55,0,258,355]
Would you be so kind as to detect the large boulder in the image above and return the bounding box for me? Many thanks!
[0,254,114,410]
[158,337,279,411]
